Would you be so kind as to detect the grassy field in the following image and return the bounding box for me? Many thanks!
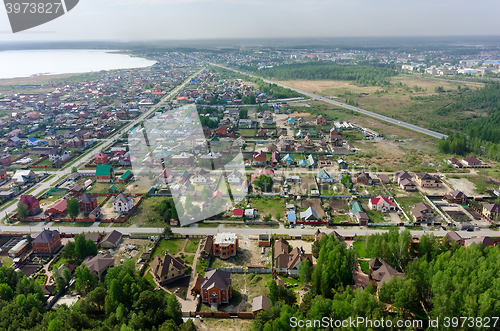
[238,129,257,137]
[1,257,13,268]
[184,239,199,254]
[359,260,370,274]
[352,240,369,258]
[127,196,169,226]
[250,196,286,220]
[51,257,77,271]
[150,239,185,258]
[144,271,156,287]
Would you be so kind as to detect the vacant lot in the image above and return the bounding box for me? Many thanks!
[299,176,317,194]
[112,238,155,265]
[150,238,185,259]
[221,273,272,313]
[446,177,479,197]
[250,196,286,220]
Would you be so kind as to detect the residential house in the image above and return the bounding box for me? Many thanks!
[356,211,369,226]
[399,178,417,191]
[32,230,61,255]
[49,148,70,163]
[233,209,244,218]
[214,126,228,137]
[483,203,500,220]
[242,179,249,193]
[275,241,313,277]
[0,153,11,165]
[112,193,134,214]
[213,232,239,259]
[393,170,412,184]
[26,137,40,146]
[316,169,333,183]
[191,169,211,184]
[226,169,242,184]
[316,115,327,125]
[281,153,294,166]
[194,269,232,305]
[445,231,463,246]
[199,235,213,258]
[444,190,468,204]
[95,152,109,165]
[6,136,21,147]
[253,150,267,166]
[263,116,274,125]
[369,258,404,292]
[368,195,396,212]
[355,171,372,184]
[300,207,319,222]
[99,230,122,248]
[19,194,41,216]
[150,253,186,284]
[118,170,133,183]
[410,202,434,222]
[329,129,343,146]
[46,199,67,216]
[171,152,194,166]
[378,174,390,184]
[461,157,482,167]
[47,135,65,147]
[464,236,495,248]
[95,165,113,182]
[257,128,267,137]
[78,193,97,214]
[0,170,8,180]
[414,173,442,188]
[245,209,257,219]
[83,254,115,281]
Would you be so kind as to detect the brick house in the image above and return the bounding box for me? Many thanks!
[213,232,239,259]
[194,269,232,305]
[32,230,61,255]
[19,194,41,216]
[171,152,194,167]
[0,153,11,165]
[253,150,267,166]
[414,173,442,188]
[78,193,97,214]
[355,171,372,184]
[316,115,327,125]
[150,253,186,284]
[444,190,468,204]
[96,165,113,182]
[95,152,109,165]
[214,126,228,137]
[410,202,434,222]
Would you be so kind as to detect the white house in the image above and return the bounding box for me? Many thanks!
[49,148,70,163]
[242,179,249,193]
[245,208,257,219]
[191,169,211,184]
[26,137,40,146]
[112,193,134,214]
[226,169,242,184]
[368,195,396,212]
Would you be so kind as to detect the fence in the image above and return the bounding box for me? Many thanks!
[4,152,29,167]
[184,311,255,318]
[31,155,49,166]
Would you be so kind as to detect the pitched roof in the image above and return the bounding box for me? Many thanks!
[484,203,500,213]
[300,207,318,220]
[100,230,122,246]
[252,295,271,313]
[465,236,495,247]
[370,195,395,207]
[445,231,462,242]
[83,254,115,273]
[33,230,59,244]
[112,193,132,204]
[19,195,38,209]
[78,193,95,205]
[201,269,231,290]
[150,253,185,279]
[370,258,404,287]
[119,170,132,180]
[96,164,112,177]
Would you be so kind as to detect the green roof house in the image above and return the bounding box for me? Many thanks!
[96,165,113,183]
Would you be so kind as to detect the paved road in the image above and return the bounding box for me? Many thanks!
[212,64,448,140]
[3,221,498,239]
[1,68,205,222]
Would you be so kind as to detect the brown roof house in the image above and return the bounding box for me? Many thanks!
[368,258,404,292]
[83,254,115,281]
[99,230,122,248]
[444,190,468,204]
[199,235,213,258]
[413,173,442,188]
[274,238,313,277]
[445,231,463,246]
[464,236,495,248]
[195,269,232,306]
[150,253,186,285]
[410,202,434,222]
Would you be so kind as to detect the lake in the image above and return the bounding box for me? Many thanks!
[0,49,157,79]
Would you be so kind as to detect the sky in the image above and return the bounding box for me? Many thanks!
[1,0,499,42]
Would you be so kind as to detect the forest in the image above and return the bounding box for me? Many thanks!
[254,229,500,331]
[0,262,195,331]
[435,83,500,160]
[235,62,398,86]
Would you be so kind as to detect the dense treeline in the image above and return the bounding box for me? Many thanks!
[255,229,500,330]
[236,62,398,86]
[0,263,195,331]
[435,83,500,160]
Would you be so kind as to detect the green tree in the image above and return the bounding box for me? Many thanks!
[61,266,72,284]
[268,280,279,304]
[71,167,78,173]
[238,108,248,119]
[17,202,29,219]
[166,294,182,325]
[254,174,273,192]
[67,198,79,218]
[163,225,173,237]
[341,174,352,189]
[87,286,107,311]
[299,259,312,288]
[75,264,97,295]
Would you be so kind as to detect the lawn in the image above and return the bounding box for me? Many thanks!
[277,275,299,288]
[198,222,220,228]
[182,254,195,266]
[51,257,77,271]
[150,238,185,258]
[195,256,211,276]
[352,240,370,258]
[184,239,199,254]
[250,196,286,220]
[144,271,156,287]
[359,260,370,274]
[238,129,257,137]
[1,257,13,268]
[127,196,169,226]
[365,209,388,223]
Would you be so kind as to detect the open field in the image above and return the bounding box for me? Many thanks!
[250,196,286,220]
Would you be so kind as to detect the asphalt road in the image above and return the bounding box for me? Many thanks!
[1,68,205,223]
[3,221,498,239]
[212,64,448,140]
